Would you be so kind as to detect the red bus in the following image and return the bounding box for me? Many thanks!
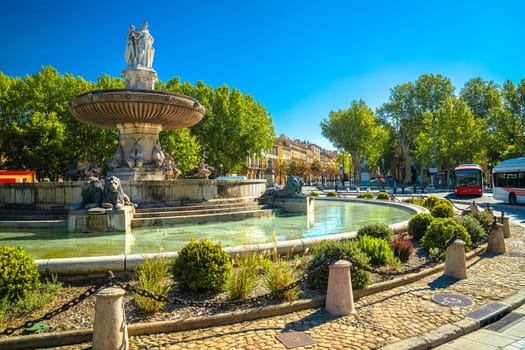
[453,164,483,196]
[0,170,36,183]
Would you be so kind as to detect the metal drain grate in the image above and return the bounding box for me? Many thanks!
[485,312,525,332]
[275,331,315,348]
[431,293,474,307]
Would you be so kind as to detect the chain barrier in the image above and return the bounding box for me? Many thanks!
[0,278,108,336]
[114,256,337,309]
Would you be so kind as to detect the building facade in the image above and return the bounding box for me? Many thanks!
[243,134,338,185]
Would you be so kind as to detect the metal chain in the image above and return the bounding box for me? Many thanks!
[114,257,336,309]
[0,279,108,336]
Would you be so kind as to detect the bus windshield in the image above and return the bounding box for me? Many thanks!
[455,169,482,186]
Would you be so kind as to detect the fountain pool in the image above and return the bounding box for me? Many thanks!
[0,199,416,259]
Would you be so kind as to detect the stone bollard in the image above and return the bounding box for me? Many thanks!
[469,201,480,214]
[325,260,355,315]
[444,240,467,279]
[488,222,506,254]
[93,287,128,350]
[485,203,494,216]
[501,215,510,239]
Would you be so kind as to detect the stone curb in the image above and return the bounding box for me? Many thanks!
[381,287,525,350]
[0,245,487,350]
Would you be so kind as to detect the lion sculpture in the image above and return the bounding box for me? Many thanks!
[101,176,134,209]
[79,177,103,209]
[277,176,304,197]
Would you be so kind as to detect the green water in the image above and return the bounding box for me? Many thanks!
[0,200,413,259]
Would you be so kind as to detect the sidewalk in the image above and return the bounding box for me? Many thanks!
[435,302,525,350]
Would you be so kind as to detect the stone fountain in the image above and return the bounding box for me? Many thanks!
[69,22,206,181]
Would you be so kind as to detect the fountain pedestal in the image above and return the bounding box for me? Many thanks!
[68,206,134,233]
[122,67,158,90]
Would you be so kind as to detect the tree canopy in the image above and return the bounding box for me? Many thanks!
[0,67,275,180]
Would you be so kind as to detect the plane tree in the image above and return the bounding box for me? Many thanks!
[320,99,388,184]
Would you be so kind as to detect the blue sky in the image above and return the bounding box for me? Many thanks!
[1,0,524,150]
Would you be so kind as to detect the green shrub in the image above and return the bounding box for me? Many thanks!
[471,211,494,233]
[455,215,486,245]
[408,213,434,240]
[173,238,232,292]
[3,275,62,317]
[431,201,455,218]
[405,197,425,206]
[423,195,441,210]
[357,191,375,199]
[421,218,471,254]
[390,238,415,263]
[306,240,370,291]
[326,191,337,197]
[228,252,260,300]
[357,222,394,241]
[0,246,41,303]
[355,235,398,266]
[310,191,320,197]
[134,253,172,315]
[376,191,390,200]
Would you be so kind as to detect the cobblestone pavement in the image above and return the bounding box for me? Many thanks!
[47,225,524,350]
[127,255,524,349]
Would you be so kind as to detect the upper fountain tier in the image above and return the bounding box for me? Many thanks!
[69,89,206,130]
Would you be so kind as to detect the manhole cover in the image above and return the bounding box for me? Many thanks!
[431,293,474,307]
[275,331,315,348]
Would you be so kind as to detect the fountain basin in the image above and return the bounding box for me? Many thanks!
[69,89,206,130]
[0,199,429,275]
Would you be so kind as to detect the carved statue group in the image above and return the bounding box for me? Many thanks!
[78,176,135,210]
[106,137,166,171]
[125,22,155,68]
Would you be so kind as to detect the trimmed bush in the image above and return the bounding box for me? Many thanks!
[421,218,471,253]
[390,238,415,262]
[310,191,320,197]
[455,215,486,245]
[405,197,425,206]
[326,191,337,197]
[306,240,370,291]
[357,222,394,241]
[471,211,494,233]
[376,191,390,200]
[355,235,397,265]
[430,201,454,218]
[357,191,375,199]
[0,246,41,303]
[173,238,232,292]
[408,213,434,240]
[423,195,441,210]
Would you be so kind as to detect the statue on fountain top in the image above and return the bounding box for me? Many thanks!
[125,22,155,68]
